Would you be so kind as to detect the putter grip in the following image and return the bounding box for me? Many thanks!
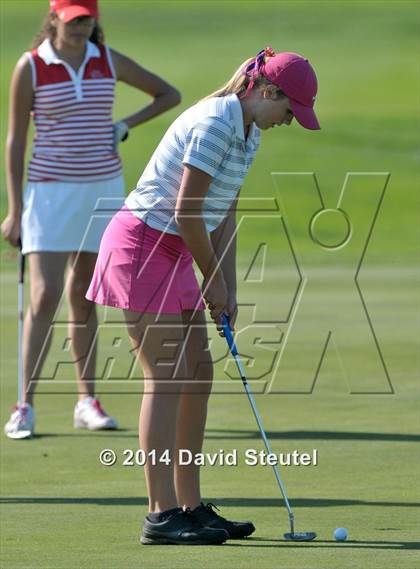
[17,238,25,284]
[222,313,238,356]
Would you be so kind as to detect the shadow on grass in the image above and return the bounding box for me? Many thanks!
[205,429,420,443]
[1,496,418,508]
[30,430,133,439]
[225,537,420,550]
[27,429,420,442]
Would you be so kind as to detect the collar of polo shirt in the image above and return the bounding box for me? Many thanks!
[228,93,257,143]
[37,37,100,65]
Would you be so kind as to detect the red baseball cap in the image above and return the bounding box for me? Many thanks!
[263,51,320,130]
[49,0,98,23]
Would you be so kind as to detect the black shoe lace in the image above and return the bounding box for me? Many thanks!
[204,502,227,521]
[184,507,204,529]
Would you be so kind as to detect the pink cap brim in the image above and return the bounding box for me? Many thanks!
[57,6,96,23]
[289,98,320,131]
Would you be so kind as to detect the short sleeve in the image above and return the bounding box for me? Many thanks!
[183,116,233,178]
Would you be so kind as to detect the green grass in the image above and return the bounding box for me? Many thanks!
[1,266,418,568]
[0,1,419,568]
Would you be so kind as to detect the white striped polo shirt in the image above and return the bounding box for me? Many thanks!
[26,38,122,183]
[125,93,260,234]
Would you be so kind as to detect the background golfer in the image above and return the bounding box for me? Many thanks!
[2,0,180,438]
[86,46,320,545]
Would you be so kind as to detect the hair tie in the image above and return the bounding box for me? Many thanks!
[242,47,276,97]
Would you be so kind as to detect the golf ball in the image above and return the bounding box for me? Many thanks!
[334,527,348,541]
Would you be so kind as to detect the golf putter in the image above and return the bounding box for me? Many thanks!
[8,239,31,439]
[18,239,25,410]
[221,313,316,541]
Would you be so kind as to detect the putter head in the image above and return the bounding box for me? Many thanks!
[284,531,316,541]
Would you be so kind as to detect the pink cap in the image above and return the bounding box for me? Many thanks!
[263,51,320,130]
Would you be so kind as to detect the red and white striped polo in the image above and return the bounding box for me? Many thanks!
[26,38,122,183]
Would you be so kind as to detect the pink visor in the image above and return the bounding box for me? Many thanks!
[49,0,98,23]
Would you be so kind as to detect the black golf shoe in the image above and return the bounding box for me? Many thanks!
[140,507,229,545]
[191,502,255,539]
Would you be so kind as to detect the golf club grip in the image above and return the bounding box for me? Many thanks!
[18,238,25,284]
[221,313,238,356]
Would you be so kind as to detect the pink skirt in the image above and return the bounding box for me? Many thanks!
[86,206,206,315]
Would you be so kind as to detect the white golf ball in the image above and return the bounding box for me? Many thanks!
[334,527,348,541]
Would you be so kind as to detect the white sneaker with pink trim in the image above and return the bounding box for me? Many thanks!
[4,403,35,439]
[73,397,118,430]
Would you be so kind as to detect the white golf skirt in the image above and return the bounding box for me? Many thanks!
[21,175,125,255]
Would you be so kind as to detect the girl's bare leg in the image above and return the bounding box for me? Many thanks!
[174,309,213,510]
[124,310,188,513]
[23,252,68,406]
[66,251,98,400]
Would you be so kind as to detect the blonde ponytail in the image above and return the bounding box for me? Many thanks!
[203,57,254,100]
[202,55,287,101]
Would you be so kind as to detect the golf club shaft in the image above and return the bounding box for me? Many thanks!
[18,241,25,408]
[222,314,295,529]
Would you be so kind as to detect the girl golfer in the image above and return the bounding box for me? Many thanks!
[2,0,180,439]
[86,47,320,544]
